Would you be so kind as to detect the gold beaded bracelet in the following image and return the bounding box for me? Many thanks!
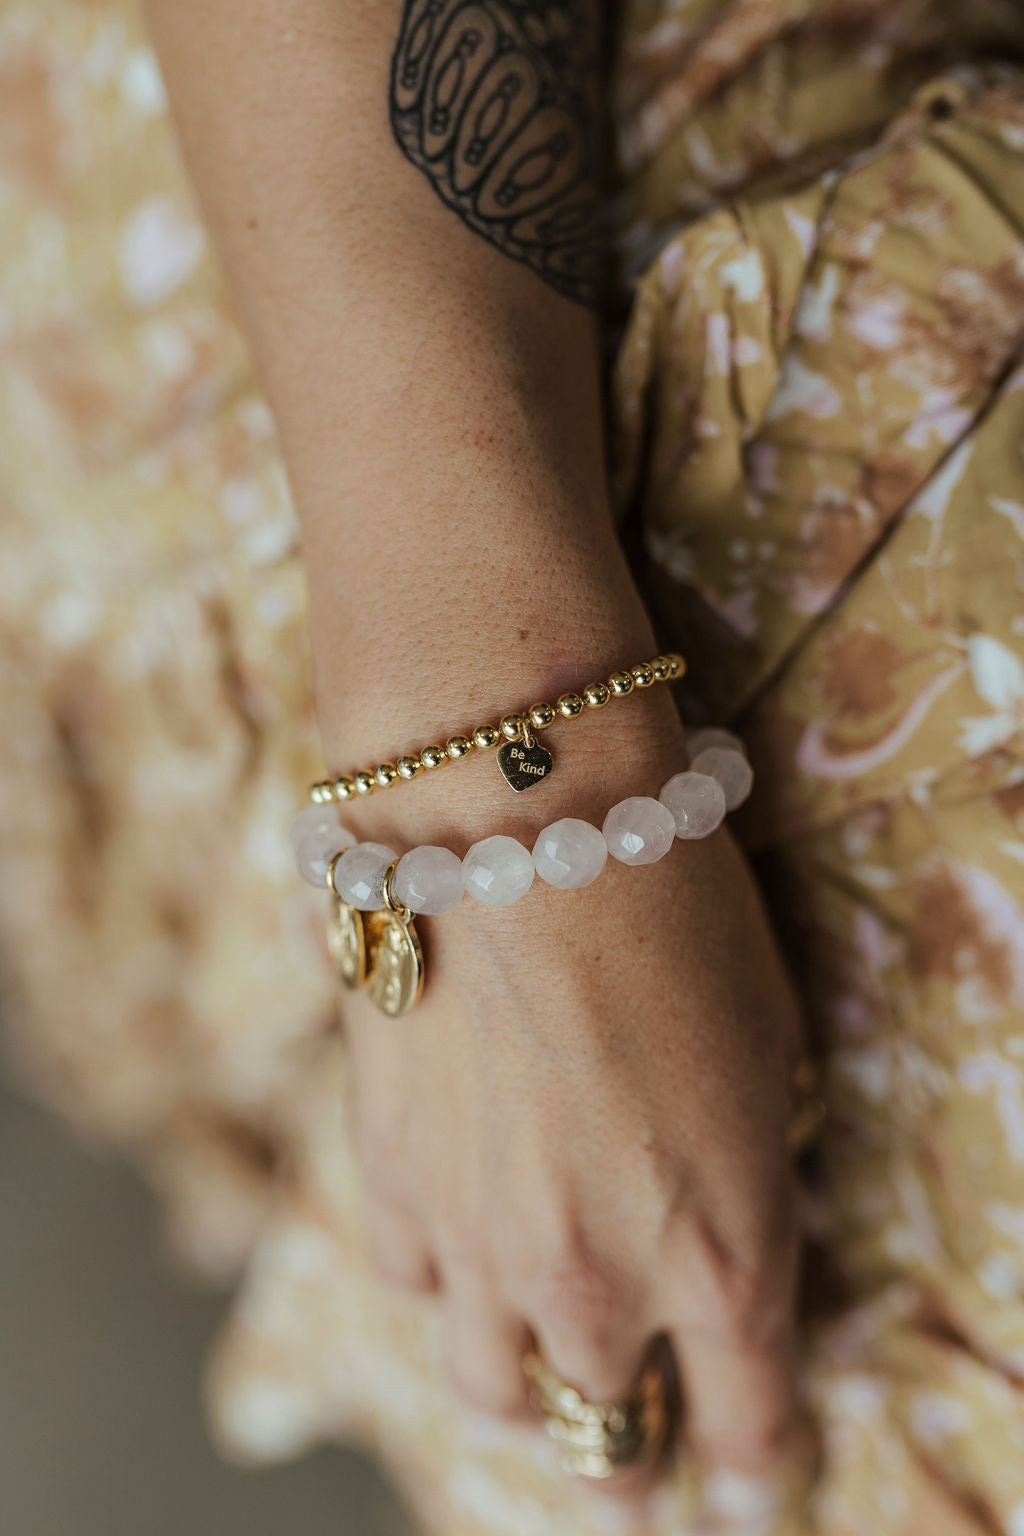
[310,652,686,802]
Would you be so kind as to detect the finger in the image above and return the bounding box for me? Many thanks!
[364,1197,439,1295]
[528,1281,657,1502]
[345,995,433,1293]
[661,1162,801,1476]
[672,1324,800,1476]
[529,1331,662,1505]
[441,1268,531,1420]
[527,1261,651,1407]
[532,1319,652,1411]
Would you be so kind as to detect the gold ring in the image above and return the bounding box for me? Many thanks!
[523,1353,669,1479]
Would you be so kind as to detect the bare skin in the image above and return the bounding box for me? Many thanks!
[144,0,808,1504]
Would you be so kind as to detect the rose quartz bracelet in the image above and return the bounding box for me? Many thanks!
[291,729,752,913]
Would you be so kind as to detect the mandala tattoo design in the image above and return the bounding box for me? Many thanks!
[389,0,601,306]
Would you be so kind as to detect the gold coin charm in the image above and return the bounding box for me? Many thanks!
[364,909,424,1017]
[327,895,367,989]
[362,862,425,1017]
[325,852,367,989]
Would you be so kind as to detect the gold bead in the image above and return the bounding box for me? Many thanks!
[499,713,525,741]
[632,662,655,688]
[472,724,500,750]
[650,656,671,681]
[557,692,584,719]
[667,652,685,677]
[420,744,446,769]
[354,770,377,796]
[608,671,634,696]
[583,682,610,709]
[396,755,422,779]
[528,701,556,730]
[333,775,357,800]
[375,762,399,788]
[311,781,331,804]
[446,734,474,760]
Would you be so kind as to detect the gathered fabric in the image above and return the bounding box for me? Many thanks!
[2,1,1024,1530]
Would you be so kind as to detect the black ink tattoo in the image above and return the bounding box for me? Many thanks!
[389,1,601,306]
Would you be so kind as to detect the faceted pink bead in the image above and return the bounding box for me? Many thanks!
[533,818,607,889]
[333,842,397,910]
[295,821,358,887]
[689,746,753,811]
[658,771,726,839]
[602,796,676,866]
[462,835,535,907]
[686,727,746,763]
[394,845,464,914]
[289,802,341,853]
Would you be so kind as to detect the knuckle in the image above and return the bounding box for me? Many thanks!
[369,1244,435,1295]
[718,1255,793,1352]
[530,1257,625,1348]
[354,1131,408,1209]
[445,1357,524,1420]
[687,1212,794,1351]
[701,1405,797,1471]
[364,1208,435,1295]
[436,1214,489,1280]
[717,1258,765,1334]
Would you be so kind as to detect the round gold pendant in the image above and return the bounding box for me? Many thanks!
[326,896,367,989]
[363,908,424,1017]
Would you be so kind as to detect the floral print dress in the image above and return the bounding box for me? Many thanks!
[2,1,1024,1532]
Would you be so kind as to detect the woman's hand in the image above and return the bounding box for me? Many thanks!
[143,0,805,1494]
[333,701,805,1495]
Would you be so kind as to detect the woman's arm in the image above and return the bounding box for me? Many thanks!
[145,0,806,1498]
[143,0,660,788]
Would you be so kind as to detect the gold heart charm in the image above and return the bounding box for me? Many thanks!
[496,739,554,792]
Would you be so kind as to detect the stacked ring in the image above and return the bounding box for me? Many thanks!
[523,1353,670,1479]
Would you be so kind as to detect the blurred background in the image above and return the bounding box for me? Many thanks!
[0,1080,414,1536]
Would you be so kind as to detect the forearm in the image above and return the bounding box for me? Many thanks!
[143,0,660,774]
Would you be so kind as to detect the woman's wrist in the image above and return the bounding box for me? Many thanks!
[304,508,684,848]
[317,681,688,854]
[307,502,657,734]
